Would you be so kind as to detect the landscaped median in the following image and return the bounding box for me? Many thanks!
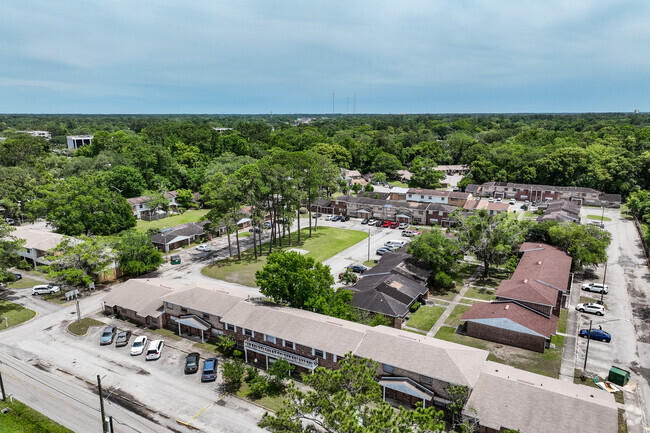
[201,227,368,286]
[67,317,105,336]
[0,300,36,330]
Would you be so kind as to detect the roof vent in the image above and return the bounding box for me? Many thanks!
[537,261,542,265]
[504,304,510,310]
[523,279,528,284]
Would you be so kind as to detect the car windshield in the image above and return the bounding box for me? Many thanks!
[187,358,197,366]
[102,330,112,337]
[133,341,143,347]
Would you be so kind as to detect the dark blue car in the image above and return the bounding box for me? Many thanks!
[201,358,218,382]
[579,329,611,342]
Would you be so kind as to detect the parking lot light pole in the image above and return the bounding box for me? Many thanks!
[583,319,593,374]
[97,374,108,433]
[600,262,608,304]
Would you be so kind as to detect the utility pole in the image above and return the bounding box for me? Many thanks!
[367,228,371,262]
[109,416,114,433]
[97,375,108,433]
[600,205,605,226]
[76,300,81,323]
[0,370,6,401]
[583,319,593,373]
[600,263,608,304]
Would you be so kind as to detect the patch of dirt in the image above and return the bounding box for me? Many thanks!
[136,368,150,375]
[632,303,650,343]
[626,279,646,300]
[32,361,51,372]
[88,386,161,426]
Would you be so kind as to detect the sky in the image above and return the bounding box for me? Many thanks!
[1,0,649,114]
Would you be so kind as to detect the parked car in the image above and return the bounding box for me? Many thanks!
[579,329,611,342]
[201,358,218,382]
[361,218,369,224]
[402,230,420,237]
[331,215,341,221]
[524,200,531,205]
[398,223,408,230]
[374,220,383,227]
[382,220,392,228]
[582,282,609,294]
[325,215,334,221]
[488,197,495,202]
[312,213,322,219]
[367,219,376,225]
[347,264,368,273]
[196,244,211,252]
[4,218,15,225]
[32,284,60,296]
[249,226,261,233]
[115,330,132,347]
[376,247,392,255]
[99,326,117,345]
[184,352,201,374]
[263,221,272,229]
[509,199,516,205]
[576,303,605,316]
[385,240,405,247]
[145,340,165,360]
[390,222,400,229]
[496,197,503,202]
[340,215,350,222]
[130,335,148,356]
[12,272,22,280]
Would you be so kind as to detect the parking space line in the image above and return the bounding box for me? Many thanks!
[175,395,225,429]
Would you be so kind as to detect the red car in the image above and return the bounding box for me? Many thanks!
[382,220,392,227]
[390,222,400,229]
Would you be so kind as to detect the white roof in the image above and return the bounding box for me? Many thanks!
[464,361,618,433]
[161,285,249,318]
[11,226,74,252]
[103,279,183,318]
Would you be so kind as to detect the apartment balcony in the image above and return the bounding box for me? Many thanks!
[244,339,318,370]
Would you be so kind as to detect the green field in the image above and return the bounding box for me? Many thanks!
[8,276,41,289]
[135,209,210,232]
[587,214,612,222]
[0,300,36,330]
[67,317,105,336]
[464,286,497,301]
[407,306,446,331]
[444,304,472,327]
[202,227,368,286]
[388,180,409,188]
[0,399,73,433]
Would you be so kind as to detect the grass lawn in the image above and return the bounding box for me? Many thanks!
[445,305,471,327]
[0,300,36,330]
[551,334,565,348]
[363,260,378,268]
[67,317,105,336]
[24,269,47,277]
[406,306,446,331]
[558,309,568,334]
[403,328,427,336]
[464,286,496,301]
[202,227,368,287]
[236,381,286,413]
[455,263,479,280]
[0,399,73,433]
[429,287,460,302]
[193,341,219,353]
[587,214,612,221]
[388,180,409,188]
[151,327,182,341]
[239,231,251,237]
[135,209,210,232]
[459,298,478,305]
[435,327,562,378]
[8,276,42,289]
[523,211,536,218]
[619,409,628,433]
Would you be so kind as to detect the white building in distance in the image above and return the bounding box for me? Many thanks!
[66,135,93,149]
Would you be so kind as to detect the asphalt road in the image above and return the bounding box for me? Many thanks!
[569,207,650,431]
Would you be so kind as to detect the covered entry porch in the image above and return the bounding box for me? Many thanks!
[379,376,435,408]
[175,315,211,343]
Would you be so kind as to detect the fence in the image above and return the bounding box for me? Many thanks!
[141,212,169,222]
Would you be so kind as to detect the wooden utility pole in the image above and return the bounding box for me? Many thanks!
[97,375,108,433]
[0,370,6,401]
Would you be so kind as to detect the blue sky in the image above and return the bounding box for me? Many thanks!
[1,1,649,114]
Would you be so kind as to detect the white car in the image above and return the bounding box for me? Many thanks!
[145,340,164,360]
[130,335,148,356]
[196,244,211,252]
[367,219,376,225]
[509,199,516,205]
[581,283,608,294]
[325,215,334,221]
[32,284,61,295]
[576,303,605,316]
[398,223,408,230]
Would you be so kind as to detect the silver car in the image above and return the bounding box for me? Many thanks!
[576,303,605,316]
[32,284,61,295]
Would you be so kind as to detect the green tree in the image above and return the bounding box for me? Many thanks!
[267,358,294,390]
[407,228,461,289]
[338,268,358,285]
[43,236,112,286]
[112,230,164,276]
[103,165,147,198]
[259,353,445,433]
[0,222,25,283]
[311,142,352,168]
[454,210,526,277]
[372,172,387,184]
[371,152,403,178]
[408,158,446,189]
[175,188,194,209]
[446,385,469,428]
[222,359,246,393]
[255,251,335,314]
[29,176,136,236]
[548,223,611,270]
[203,172,244,259]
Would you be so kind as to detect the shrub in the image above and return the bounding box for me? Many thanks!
[268,359,294,390]
[245,366,260,383]
[410,302,421,312]
[248,376,269,399]
[216,335,236,357]
[222,359,246,393]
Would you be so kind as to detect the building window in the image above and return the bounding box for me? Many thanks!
[421,375,433,385]
[203,313,210,320]
[165,302,174,309]
[383,364,395,373]
[244,329,254,337]
[180,307,188,314]
[226,323,236,332]
[420,195,424,199]
[120,307,126,314]
[265,335,277,344]
[284,340,295,349]
[313,348,325,359]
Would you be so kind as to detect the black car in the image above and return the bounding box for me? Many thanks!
[361,218,369,224]
[374,220,383,227]
[340,215,350,222]
[332,215,341,221]
[115,330,132,347]
[347,264,368,273]
[185,352,200,374]
[12,272,22,280]
[312,213,322,219]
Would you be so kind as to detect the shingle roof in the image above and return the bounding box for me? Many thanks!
[151,222,206,245]
[220,301,368,356]
[350,273,428,317]
[12,226,74,252]
[464,184,481,194]
[160,285,249,318]
[465,361,617,433]
[461,301,558,339]
[354,326,488,387]
[103,279,179,318]
[127,195,150,205]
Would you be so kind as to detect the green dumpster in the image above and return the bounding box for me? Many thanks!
[608,366,630,387]
[170,255,181,265]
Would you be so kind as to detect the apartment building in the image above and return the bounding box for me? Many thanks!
[466,182,621,207]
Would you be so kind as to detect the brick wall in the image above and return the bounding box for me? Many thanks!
[375,364,454,401]
[466,321,546,353]
[163,302,225,332]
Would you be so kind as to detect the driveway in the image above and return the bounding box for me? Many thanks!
[567,207,650,431]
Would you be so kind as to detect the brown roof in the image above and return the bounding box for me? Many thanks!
[461,301,558,339]
[486,202,509,211]
[407,188,449,197]
[127,195,150,205]
[465,361,618,433]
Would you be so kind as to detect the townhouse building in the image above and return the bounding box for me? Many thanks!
[466,182,621,207]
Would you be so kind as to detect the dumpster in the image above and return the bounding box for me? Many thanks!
[607,366,630,387]
[170,255,181,265]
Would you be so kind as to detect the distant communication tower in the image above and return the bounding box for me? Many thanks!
[634,109,640,114]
